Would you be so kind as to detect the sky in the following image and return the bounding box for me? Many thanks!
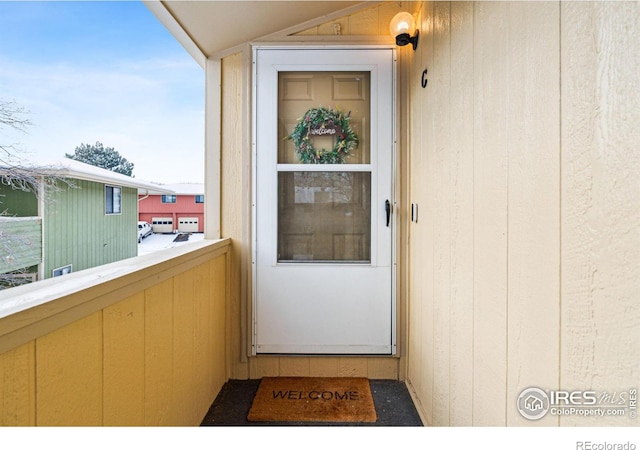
[0,0,205,184]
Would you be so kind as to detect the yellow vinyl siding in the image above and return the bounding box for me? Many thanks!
[0,240,229,426]
[0,342,36,426]
[103,293,146,426]
[36,313,103,426]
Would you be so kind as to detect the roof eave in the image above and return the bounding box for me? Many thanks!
[143,0,207,68]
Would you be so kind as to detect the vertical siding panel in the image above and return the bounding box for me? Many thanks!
[448,0,475,426]
[44,180,62,277]
[406,0,435,425]
[472,1,509,426]
[405,33,419,400]
[561,2,640,426]
[421,2,437,425]
[250,356,280,377]
[348,7,379,35]
[221,52,249,379]
[189,254,227,414]
[377,2,404,36]
[193,264,211,412]
[103,293,145,426]
[79,180,89,270]
[74,180,85,270]
[405,0,424,417]
[506,2,561,426]
[366,358,398,379]
[72,181,81,269]
[126,187,137,256]
[338,358,368,377]
[432,1,452,427]
[193,260,213,417]
[81,181,89,268]
[0,342,36,426]
[280,357,311,376]
[144,278,174,426]
[36,313,103,425]
[309,357,340,376]
[85,180,96,270]
[206,260,224,398]
[210,255,228,395]
[172,270,196,425]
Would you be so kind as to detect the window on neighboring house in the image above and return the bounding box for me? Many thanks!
[52,264,72,277]
[105,186,122,214]
[162,195,177,203]
[195,195,204,203]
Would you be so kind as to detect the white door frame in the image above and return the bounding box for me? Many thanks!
[251,45,398,355]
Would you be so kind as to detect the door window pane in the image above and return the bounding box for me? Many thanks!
[277,172,371,263]
[278,71,370,164]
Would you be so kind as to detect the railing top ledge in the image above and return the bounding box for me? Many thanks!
[0,237,231,353]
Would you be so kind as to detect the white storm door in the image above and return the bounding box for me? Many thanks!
[253,48,395,354]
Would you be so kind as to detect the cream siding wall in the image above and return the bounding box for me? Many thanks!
[0,240,229,426]
[294,2,403,37]
[406,1,639,426]
[560,1,640,426]
[221,52,251,379]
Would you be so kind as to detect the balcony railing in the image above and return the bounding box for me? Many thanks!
[0,237,231,426]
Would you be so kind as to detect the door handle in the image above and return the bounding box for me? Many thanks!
[385,200,391,227]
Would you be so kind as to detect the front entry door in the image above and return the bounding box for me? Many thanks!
[253,48,395,354]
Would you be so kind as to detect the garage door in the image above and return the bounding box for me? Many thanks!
[178,217,199,233]
[151,217,173,233]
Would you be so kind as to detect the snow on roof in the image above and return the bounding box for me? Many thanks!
[0,158,174,195]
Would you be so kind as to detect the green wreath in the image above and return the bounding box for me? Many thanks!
[286,106,359,164]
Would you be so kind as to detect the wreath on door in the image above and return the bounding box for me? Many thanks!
[285,106,359,164]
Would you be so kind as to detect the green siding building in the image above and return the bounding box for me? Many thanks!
[0,159,171,283]
[42,179,138,277]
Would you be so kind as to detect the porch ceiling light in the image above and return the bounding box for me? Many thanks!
[390,12,419,50]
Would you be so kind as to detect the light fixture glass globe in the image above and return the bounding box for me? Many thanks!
[389,12,416,37]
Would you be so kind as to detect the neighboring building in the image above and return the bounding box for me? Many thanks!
[138,183,204,233]
[0,158,170,282]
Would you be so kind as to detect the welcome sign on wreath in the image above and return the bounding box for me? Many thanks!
[286,106,359,164]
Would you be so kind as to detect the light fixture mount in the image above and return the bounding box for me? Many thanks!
[395,30,419,50]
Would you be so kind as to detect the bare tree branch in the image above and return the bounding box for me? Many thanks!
[0,99,75,289]
[0,99,31,132]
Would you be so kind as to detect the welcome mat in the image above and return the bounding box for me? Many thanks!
[247,377,377,423]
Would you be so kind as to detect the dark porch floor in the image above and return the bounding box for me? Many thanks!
[200,379,423,426]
